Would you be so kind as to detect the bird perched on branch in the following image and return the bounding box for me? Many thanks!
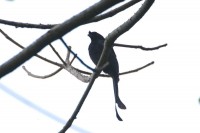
[88,31,126,120]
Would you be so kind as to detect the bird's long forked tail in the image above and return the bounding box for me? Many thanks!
[115,105,123,121]
[112,77,126,121]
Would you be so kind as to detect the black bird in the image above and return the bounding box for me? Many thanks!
[88,31,126,115]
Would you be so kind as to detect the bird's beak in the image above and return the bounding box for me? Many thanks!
[88,31,92,37]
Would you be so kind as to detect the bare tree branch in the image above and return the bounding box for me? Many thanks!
[49,44,67,66]
[0,29,89,80]
[98,0,155,74]
[22,43,90,82]
[73,61,154,77]
[0,28,61,67]
[0,0,163,132]
[59,64,103,133]
[114,43,168,50]
[120,61,154,75]
[0,0,141,29]
[22,66,62,79]
[22,45,71,79]
[0,0,124,78]
[87,0,142,24]
[91,0,155,122]
[60,38,94,71]
[0,28,157,83]
[0,19,55,29]
[0,29,90,82]
[69,54,76,65]
[63,65,91,83]
[60,0,155,132]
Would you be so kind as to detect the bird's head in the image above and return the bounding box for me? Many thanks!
[88,31,105,41]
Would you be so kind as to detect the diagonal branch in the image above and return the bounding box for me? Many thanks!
[0,0,141,29]
[59,64,104,133]
[0,29,90,82]
[98,0,155,73]
[0,27,160,85]
[94,0,155,123]
[86,0,142,24]
[0,28,61,67]
[60,0,155,132]
[0,0,124,78]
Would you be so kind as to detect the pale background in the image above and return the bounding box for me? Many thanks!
[0,0,200,133]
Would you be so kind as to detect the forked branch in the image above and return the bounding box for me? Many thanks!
[0,28,160,81]
[0,0,141,29]
[0,0,123,78]
[59,0,155,132]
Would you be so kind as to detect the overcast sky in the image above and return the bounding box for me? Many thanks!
[0,0,200,133]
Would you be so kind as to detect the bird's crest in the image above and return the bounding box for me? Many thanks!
[88,31,104,41]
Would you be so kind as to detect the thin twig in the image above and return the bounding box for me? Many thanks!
[60,38,94,71]
[0,0,123,78]
[0,28,62,67]
[73,61,154,77]
[0,0,141,29]
[70,54,77,65]
[0,29,23,49]
[22,46,72,79]
[66,46,71,64]
[49,44,67,66]
[114,43,168,50]
[0,28,157,80]
[87,0,142,24]
[0,29,90,82]
[60,0,155,132]
[0,19,55,29]
[92,0,155,124]
[97,0,155,70]
[22,66,62,79]
[120,61,154,75]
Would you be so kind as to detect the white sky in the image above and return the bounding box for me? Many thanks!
[0,0,200,133]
